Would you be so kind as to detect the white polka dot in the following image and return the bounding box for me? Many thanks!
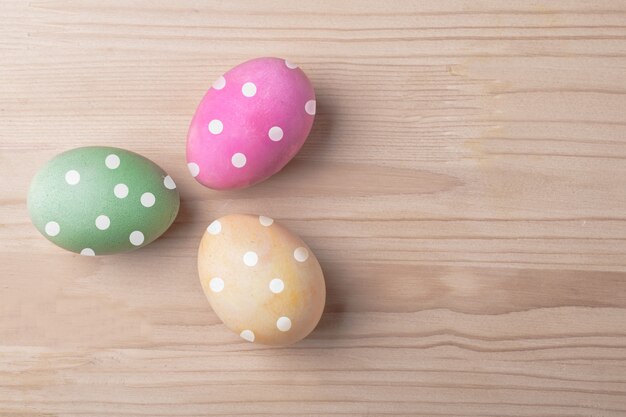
[208,119,223,135]
[129,231,144,246]
[268,126,283,142]
[140,192,156,208]
[240,330,255,342]
[212,75,226,90]
[207,220,221,235]
[209,277,224,293]
[269,278,284,294]
[80,248,95,256]
[284,59,298,69]
[242,82,256,97]
[305,100,316,115]
[95,215,110,230]
[243,251,258,267]
[44,221,60,237]
[188,162,200,177]
[105,154,120,169]
[259,216,274,227]
[65,170,80,185]
[114,183,128,199]
[276,316,292,332]
[163,175,176,190]
[294,247,309,262]
[231,153,246,168]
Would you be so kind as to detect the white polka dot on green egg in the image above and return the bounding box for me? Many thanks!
[28,146,180,255]
[114,183,129,199]
[163,175,176,190]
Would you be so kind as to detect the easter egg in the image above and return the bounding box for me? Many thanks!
[186,57,316,189]
[28,146,180,255]
[198,214,325,345]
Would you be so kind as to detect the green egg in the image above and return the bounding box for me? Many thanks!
[28,146,180,256]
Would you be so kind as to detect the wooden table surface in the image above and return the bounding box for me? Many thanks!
[2,1,626,416]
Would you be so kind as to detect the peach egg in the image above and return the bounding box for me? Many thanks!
[197,214,325,345]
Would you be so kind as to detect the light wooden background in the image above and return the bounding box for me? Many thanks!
[2,1,626,416]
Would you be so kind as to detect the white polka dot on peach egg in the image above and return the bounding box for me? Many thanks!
[240,330,255,342]
[207,220,221,235]
[276,316,292,332]
[243,251,258,267]
[259,216,274,226]
[294,247,309,262]
[269,278,284,294]
[209,277,224,293]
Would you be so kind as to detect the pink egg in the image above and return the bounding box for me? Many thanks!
[186,57,316,189]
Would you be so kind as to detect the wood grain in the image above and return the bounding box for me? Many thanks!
[2,1,626,416]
